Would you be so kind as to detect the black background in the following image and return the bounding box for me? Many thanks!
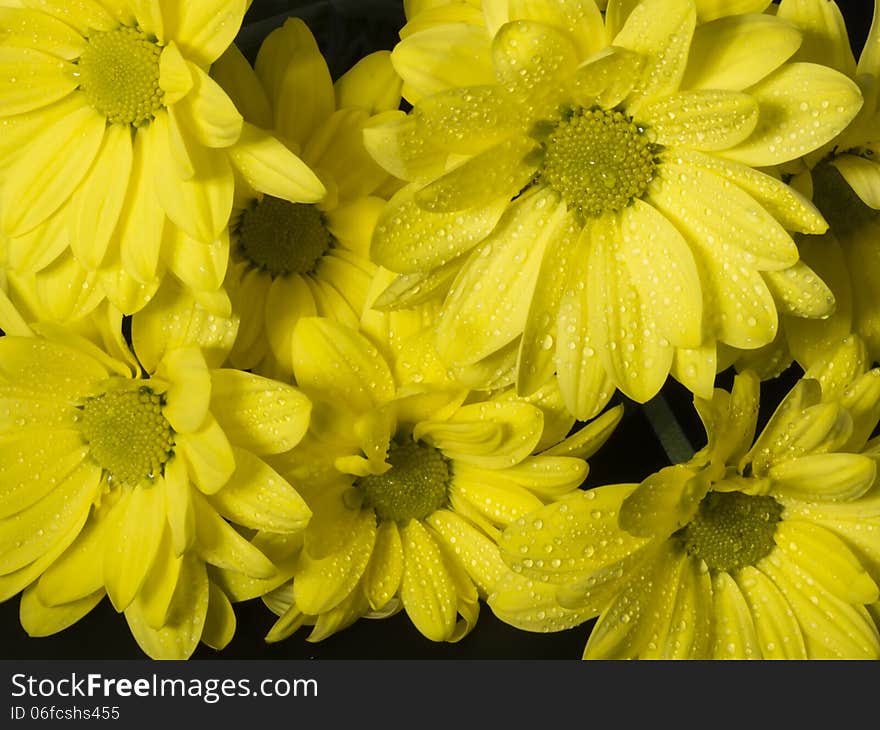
[1,0,874,661]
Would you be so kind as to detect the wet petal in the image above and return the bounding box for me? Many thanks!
[681,14,801,91]
[210,368,311,454]
[587,214,673,402]
[362,521,404,611]
[719,63,862,167]
[400,519,457,641]
[436,188,567,367]
[209,449,311,533]
[769,453,876,502]
[735,564,807,659]
[291,317,395,412]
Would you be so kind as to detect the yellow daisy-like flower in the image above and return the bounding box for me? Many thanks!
[212,18,403,377]
[744,0,880,372]
[259,317,621,643]
[368,0,862,418]
[0,1,325,316]
[493,337,880,658]
[0,323,313,659]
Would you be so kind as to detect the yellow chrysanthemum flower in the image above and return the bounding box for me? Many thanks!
[258,317,621,643]
[733,0,880,374]
[212,18,403,377]
[0,1,325,316]
[493,337,880,658]
[367,0,863,419]
[0,323,313,659]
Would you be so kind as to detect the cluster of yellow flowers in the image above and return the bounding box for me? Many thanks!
[0,0,878,660]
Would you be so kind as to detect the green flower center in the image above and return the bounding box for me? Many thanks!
[78,26,164,127]
[356,440,451,523]
[679,491,783,573]
[77,385,175,487]
[536,107,656,220]
[238,196,331,277]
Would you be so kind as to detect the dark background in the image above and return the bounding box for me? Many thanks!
[1,0,873,660]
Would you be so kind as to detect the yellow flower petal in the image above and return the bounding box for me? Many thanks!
[103,482,166,611]
[613,0,696,104]
[839,368,880,453]
[641,554,712,659]
[0,459,99,576]
[0,7,86,60]
[640,90,758,151]
[210,368,311,454]
[151,114,233,242]
[363,520,404,611]
[451,472,544,527]
[554,230,615,421]
[711,571,761,659]
[583,542,681,659]
[681,13,800,91]
[400,519,457,641]
[436,188,566,368]
[228,123,326,204]
[517,226,578,399]
[770,453,876,502]
[294,506,376,614]
[666,149,827,234]
[201,581,236,650]
[162,0,247,67]
[172,60,242,149]
[693,369,760,465]
[719,63,862,167]
[831,155,880,210]
[36,502,107,606]
[335,50,402,114]
[291,317,395,412]
[775,519,879,605]
[418,399,544,469]
[124,552,209,659]
[0,46,77,116]
[2,103,105,236]
[620,463,712,538]
[759,552,879,659]
[255,18,334,148]
[362,111,448,182]
[30,0,116,34]
[391,24,494,103]
[735,564,807,658]
[177,414,235,494]
[491,19,578,95]
[509,0,605,59]
[70,123,132,270]
[157,40,193,106]
[193,492,275,579]
[0,430,87,519]
[587,215,673,402]
[371,183,507,273]
[414,136,538,213]
[671,342,717,400]
[502,484,646,580]
[149,347,210,434]
[209,449,311,533]
[20,586,103,637]
[211,43,273,129]
[163,455,195,556]
[777,0,856,76]
[132,527,181,629]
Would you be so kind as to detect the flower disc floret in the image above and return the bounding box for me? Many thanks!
[678,491,783,573]
[537,107,657,220]
[77,385,174,487]
[357,440,451,523]
[238,196,331,277]
[77,26,164,127]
